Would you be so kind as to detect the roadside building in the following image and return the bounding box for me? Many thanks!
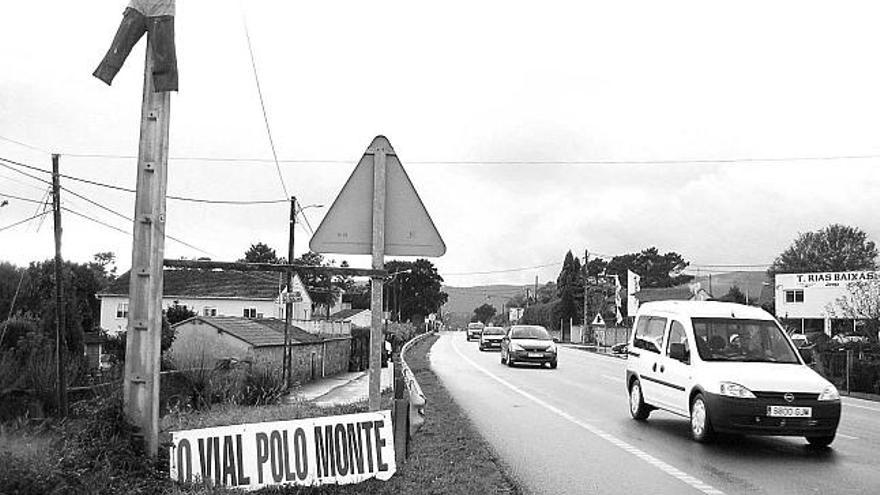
[82,331,108,370]
[170,316,351,384]
[631,283,711,310]
[774,270,879,336]
[328,308,372,328]
[98,268,313,334]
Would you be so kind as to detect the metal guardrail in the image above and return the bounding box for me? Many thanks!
[400,331,432,437]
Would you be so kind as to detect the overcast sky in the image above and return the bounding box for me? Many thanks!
[2,0,880,287]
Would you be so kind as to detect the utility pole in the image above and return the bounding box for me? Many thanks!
[369,142,388,411]
[52,153,68,417]
[534,275,538,304]
[123,38,171,458]
[284,197,296,389]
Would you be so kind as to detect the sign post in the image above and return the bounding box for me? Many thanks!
[369,143,388,411]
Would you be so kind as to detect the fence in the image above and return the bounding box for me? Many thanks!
[594,327,630,348]
[814,344,880,395]
[292,319,351,336]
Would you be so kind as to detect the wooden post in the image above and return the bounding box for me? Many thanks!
[369,142,388,411]
[52,153,68,417]
[285,197,296,389]
[123,36,171,458]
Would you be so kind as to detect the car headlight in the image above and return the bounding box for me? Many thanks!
[509,343,524,351]
[718,382,756,399]
[818,385,840,401]
[545,344,557,353]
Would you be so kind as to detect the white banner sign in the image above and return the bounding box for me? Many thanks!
[169,410,396,490]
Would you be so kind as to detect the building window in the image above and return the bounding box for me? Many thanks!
[784,289,804,303]
[243,307,257,318]
[116,302,128,318]
[203,306,217,316]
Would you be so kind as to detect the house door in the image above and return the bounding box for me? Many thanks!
[310,353,317,381]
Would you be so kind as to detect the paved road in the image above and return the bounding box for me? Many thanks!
[430,331,880,495]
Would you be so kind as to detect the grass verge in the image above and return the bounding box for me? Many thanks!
[0,334,521,495]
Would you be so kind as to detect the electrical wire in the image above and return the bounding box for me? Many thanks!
[443,261,561,276]
[240,7,288,199]
[0,191,46,205]
[0,134,49,154]
[0,210,51,233]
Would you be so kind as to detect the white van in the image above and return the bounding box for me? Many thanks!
[625,301,841,446]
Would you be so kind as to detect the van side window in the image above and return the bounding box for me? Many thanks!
[666,321,690,364]
[634,316,667,353]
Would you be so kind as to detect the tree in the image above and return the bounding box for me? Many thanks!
[472,303,496,324]
[604,247,692,290]
[165,301,196,325]
[717,285,747,304]
[555,251,584,325]
[241,242,280,264]
[829,281,880,342]
[293,251,341,312]
[769,224,877,278]
[536,281,557,304]
[384,259,448,322]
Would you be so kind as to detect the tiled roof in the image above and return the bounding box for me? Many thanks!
[329,308,368,321]
[183,316,320,347]
[102,269,282,299]
[635,285,694,303]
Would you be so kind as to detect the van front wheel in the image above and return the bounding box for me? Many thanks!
[690,394,715,442]
[629,379,650,420]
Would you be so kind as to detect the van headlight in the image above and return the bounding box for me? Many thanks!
[718,382,756,399]
[818,385,840,401]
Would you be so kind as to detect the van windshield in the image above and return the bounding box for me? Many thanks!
[691,318,799,363]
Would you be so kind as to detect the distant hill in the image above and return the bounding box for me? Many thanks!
[442,284,529,328]
[692,271,771,303]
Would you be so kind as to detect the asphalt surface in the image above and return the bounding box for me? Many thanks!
[430,331,880,495]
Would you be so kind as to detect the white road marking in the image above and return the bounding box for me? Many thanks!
[451,338,725,495]
[602,374,625,383]
[837,433,859,440]
[842,401,880,413]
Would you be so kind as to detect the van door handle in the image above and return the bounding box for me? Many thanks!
[652,363,657,372]
[660,365,665,373]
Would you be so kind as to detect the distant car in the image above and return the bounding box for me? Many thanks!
[501,325,558,369]
[790,333,810,348]
[611,342,628,354]
[479,327,506,351]
[467,322,485,341]
[832,334,868,345]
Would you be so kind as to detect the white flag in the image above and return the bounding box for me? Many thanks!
[627,270,641,317]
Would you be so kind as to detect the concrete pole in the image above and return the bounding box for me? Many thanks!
[285,197,296,389]
[123,36,170,458]
[369,142,388,411]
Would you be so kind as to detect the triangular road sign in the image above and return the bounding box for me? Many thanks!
[310,136,446,256]
[592,313,606,326]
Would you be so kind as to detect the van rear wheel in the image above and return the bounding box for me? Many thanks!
[629,379,650,420]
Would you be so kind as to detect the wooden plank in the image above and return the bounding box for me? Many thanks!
[162,258,387,277]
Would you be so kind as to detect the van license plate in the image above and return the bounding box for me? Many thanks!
[767,406,812,418]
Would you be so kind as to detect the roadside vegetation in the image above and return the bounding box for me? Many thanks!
[0,334,521,495]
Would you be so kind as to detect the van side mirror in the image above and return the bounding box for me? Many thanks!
[799,348,813,365]
[669,343,687,362]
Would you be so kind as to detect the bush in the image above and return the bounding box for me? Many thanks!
[241,364,286,406]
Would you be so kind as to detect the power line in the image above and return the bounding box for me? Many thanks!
[0,155,287,204]
[53,151,880,166]
[444,261,560,276]
[0,191,46,205]
[240,7,288,199]
[0,134,49,154]
[0,210,51,233]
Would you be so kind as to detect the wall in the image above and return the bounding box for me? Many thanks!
[99,296,304,335]
[169,319,254,367]
[285,338,351,385]
[348,310,371,328]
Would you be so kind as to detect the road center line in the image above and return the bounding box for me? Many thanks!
[450,338,725,495]
[837,433,859,440]
[842,401,880,413]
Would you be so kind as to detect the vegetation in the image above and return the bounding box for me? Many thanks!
[240,242,281,264]
[555,250,584,325]
[768,224,877,277]
[471,303,496,324]
[716,285,747,304]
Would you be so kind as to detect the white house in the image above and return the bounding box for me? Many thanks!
[98,268,313,334]
[775,270,880,335]
[328,308,372,328]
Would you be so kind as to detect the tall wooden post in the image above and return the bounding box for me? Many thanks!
[284,197,296,389]
[369,142,388,411]
[124,36,171,458]
[52,153,68,417]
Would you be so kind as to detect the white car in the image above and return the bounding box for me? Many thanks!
[625,301,841,447]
